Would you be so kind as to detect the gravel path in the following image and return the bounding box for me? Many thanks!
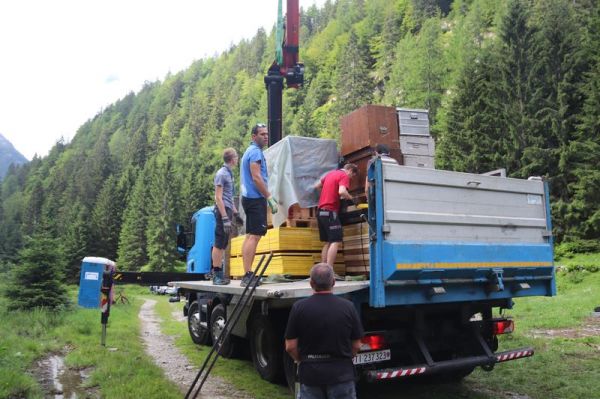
[139,299,253,398]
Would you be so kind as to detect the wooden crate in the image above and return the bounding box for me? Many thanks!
[267,204,317,228]
[343,223,370,275]
[344,147,403,194]
[340,105,400,157]
[230,227,322,257]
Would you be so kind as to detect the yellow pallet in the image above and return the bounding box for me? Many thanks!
[230,227,322,257]
[230,253,345,277]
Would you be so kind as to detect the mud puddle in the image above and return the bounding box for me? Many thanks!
[33,353,96,398]
[529,315,600,339]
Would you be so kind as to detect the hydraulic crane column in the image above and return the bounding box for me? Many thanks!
[264,0,303,146]
[265,66,284,146]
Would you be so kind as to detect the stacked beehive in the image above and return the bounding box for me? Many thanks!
[340,104,403,198]
[397,108,435,169]
[229,212,345,278]
[342,221,370,275]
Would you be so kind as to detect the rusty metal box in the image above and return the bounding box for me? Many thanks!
[341,105,400,157]
[344,147,403,195]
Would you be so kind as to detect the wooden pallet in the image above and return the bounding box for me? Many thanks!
[285,218,318,228]
[230,252,345,278]
[230,227,322,257]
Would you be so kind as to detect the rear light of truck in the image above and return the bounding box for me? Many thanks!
[360,334,386,351]
[493,319,514,335]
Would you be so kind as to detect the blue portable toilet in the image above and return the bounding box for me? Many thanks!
[78,257,116,308]
[186,206,215,274]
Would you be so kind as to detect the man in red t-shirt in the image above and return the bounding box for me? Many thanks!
[315,163,358,266]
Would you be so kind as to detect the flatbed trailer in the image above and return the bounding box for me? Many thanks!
[172,160,555,389]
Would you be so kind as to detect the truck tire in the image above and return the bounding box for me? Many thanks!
[210,304,240,358]
[249,315,284,382]
[187,301,211,346]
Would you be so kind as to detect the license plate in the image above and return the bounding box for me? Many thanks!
[353,349,391,365]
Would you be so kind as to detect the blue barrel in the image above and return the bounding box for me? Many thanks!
[187,206,215,274]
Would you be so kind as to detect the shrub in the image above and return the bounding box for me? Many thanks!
[2,234,68,311]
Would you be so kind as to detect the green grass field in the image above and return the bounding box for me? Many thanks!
[0,285,180,399]
[0,253,598,399]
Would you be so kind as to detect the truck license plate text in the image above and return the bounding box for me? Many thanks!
[353,349,391,365]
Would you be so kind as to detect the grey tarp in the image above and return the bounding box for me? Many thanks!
[264,136,338,227]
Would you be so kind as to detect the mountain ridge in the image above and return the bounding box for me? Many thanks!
[0,133,28,180]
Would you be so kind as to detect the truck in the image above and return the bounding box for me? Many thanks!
[172,155,556,390]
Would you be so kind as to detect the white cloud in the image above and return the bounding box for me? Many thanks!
[0,0,326,160]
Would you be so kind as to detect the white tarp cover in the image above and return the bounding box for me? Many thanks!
[264,136,339,227]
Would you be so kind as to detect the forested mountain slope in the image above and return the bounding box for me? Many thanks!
[0,133,27,180]
[1,0,598,278]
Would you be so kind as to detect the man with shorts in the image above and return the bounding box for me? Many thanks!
[285,263,364,399]
[315,163,358,266]
[211,148,238,285]
[240,123,278,287]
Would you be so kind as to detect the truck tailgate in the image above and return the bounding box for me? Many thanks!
[369,163,555,307]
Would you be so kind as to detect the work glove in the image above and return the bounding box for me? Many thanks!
[222,216,232,235]
[267,196,278,214]
[234,213,244,227]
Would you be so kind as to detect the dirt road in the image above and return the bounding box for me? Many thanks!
[139,299,253,398]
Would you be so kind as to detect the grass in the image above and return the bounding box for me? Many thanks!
[1,252,598,399]
[0,284,180,399]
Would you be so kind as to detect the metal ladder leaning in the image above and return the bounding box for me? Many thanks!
[185,252,274,399]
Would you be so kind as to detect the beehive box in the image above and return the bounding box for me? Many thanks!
[230,227,322,257]
[340,105,400,157]
[230,253,345,278]
[343,222,370,275]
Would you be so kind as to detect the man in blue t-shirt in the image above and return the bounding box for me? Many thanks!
[240,123,278,287]
[211,147,238,285]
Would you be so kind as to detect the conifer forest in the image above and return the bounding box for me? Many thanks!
[1,0,598,296]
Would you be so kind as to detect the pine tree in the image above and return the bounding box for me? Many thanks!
[90,176,123,260]
[560,3,600,241]
[145,154,178,271]
[495,0,544,177]
[437,48,507,172]
[386,17,445,124]
[3,234,68,311]
[22,176,44,236]
[335,29,374,115]
[61,202,91,282]
[117,169,150,271]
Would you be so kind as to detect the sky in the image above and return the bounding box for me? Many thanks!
[0,0,326,160]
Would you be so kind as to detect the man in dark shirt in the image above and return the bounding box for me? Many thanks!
[285,263,364,399]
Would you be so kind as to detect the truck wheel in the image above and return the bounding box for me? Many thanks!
[249,315,284,382]
[210,304,240,358]
[188,301,211,346]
